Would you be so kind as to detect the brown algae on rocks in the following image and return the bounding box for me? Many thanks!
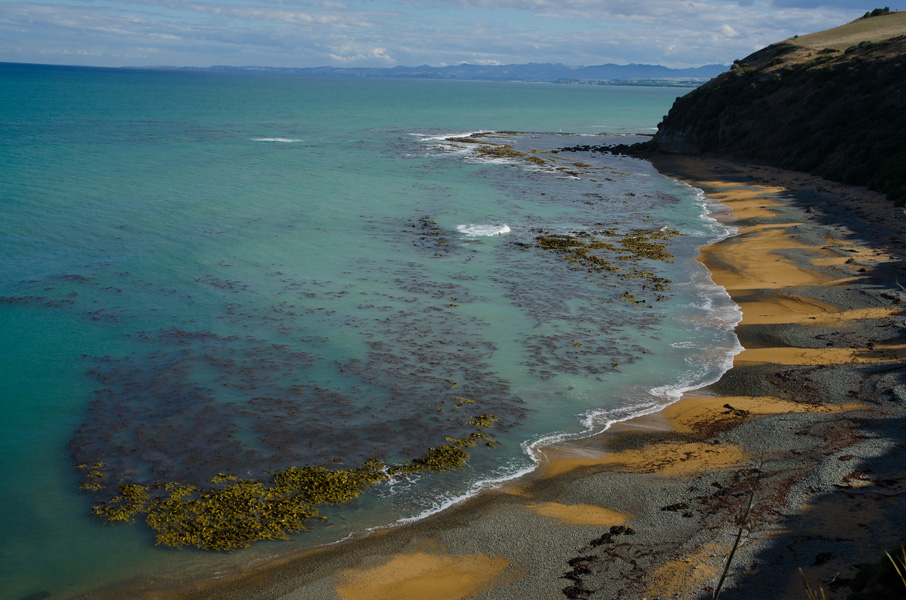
[446,135,550,168]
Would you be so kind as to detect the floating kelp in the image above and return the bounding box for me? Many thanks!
[533,227,679,281]
[75,463,106,491]
[618,227,679,262]
[392,428,497,475]
[536,234,620,273]
[85,418,498,551]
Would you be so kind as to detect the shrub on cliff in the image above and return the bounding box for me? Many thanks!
[863,7,891,18]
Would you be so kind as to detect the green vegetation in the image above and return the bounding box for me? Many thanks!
[862,7,891,18]
[80,416,499,551]
[730,61,756,77]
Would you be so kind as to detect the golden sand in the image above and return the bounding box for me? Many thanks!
[527,502,627,526]
[663,395,865,434]
[538,392,866,483]
[700,229,828,292]
[734,344,906,367]
[732,294,894,326]
[647,542,724,598]
[542,441,747,479]
[336,552,509,600]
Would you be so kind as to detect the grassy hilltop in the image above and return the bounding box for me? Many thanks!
[651,11,906,204]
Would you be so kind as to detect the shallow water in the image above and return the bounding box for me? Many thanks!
[0,63,739,599]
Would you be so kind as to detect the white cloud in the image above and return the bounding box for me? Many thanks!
[328,44,396,63]
[0,0,876,68]
[719,24,739,37]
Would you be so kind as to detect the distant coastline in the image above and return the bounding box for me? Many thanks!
[135,62,729,84]
[0,59,727,85]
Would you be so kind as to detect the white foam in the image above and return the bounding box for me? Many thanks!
[252,137,301,143]
[457,223,511,237]
[415,130,495,142]
[671,341,700,349]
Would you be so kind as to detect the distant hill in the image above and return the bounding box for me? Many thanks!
[148,62,728,84]
[650,11,906,204]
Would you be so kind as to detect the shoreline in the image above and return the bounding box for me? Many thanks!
[87,153,906,600]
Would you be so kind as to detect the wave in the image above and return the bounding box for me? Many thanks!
[456,223,511,237]
[252,137,301,143]
[413,130,495,142]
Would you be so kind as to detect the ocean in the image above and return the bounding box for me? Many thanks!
[0,62,740,599]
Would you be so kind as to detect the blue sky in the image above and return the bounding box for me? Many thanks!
[0,0,900,68]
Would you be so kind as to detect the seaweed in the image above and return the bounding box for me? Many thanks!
[534,227,678,280]
[84,417,499,551]
[475,144,526,159]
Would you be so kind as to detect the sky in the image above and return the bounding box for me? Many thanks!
[0,0,902,69]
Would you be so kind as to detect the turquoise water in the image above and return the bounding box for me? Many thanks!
[0,63,739,599]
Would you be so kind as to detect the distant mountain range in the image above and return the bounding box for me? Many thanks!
[152,62,729,83]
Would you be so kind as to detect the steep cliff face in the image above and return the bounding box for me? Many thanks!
[652,13,906,204]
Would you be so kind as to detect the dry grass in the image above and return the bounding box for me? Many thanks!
[886,547,906,588]
[800,568,827,600]
[789,11,906,51]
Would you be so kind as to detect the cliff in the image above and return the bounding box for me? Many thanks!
[651,12,906,204]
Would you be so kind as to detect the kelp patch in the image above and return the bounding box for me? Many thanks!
[78,419,498,551]
[67,274,524,552]
[533,227,678,299]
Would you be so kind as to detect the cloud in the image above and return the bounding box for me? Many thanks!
[0,0,878,68]
[328,45,396,62]
[767,0,887,7]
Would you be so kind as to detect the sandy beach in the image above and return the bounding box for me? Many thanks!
[88,154,906,600]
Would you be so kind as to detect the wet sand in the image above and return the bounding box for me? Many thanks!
[88,154,906,600]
